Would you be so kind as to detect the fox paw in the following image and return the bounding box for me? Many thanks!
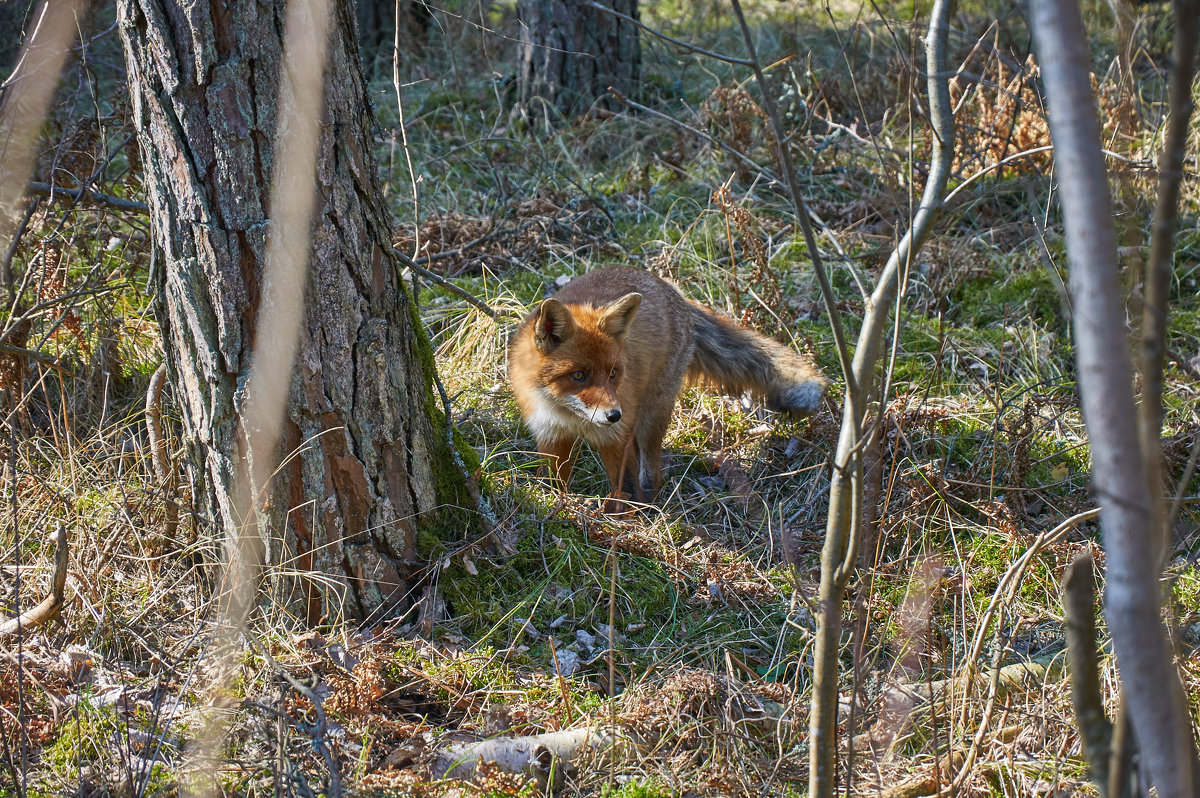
[603,492,637,517]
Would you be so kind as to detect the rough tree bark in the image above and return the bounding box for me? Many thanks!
[516,0,640,121]
[116,0,472,622]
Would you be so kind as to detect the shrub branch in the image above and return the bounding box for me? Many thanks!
[1031,0,1200,793]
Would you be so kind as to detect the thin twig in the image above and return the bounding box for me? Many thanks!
[609,90,782,186]
[942,146,1055,205]
[24,180,149,214]
[584,0,752,66]
[729,0,856,399]
[393,0,421,262]
[396,250,507,319]
[1,198,39,295]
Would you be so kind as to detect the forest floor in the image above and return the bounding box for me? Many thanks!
[2,1,1200,797]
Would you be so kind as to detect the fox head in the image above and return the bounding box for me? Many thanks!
[532,292,642,427]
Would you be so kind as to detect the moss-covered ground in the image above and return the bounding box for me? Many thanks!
[2,0,1198,796]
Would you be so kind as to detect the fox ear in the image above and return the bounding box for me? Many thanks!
[534,298,574,351]
[599,292,641,340]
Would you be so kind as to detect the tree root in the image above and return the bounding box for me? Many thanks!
[0,523,68,638]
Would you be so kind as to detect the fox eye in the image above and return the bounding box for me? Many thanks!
[571,370,587,381]
[609,368,618,380]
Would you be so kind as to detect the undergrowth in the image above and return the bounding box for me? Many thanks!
[1,0,1198,796]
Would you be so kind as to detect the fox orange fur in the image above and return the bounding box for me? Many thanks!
[509,267,827,503]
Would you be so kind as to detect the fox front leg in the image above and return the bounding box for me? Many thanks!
[538,438,577,494]
[597,435,639,514]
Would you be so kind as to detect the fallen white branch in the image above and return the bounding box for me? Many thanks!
[432,726,620,786]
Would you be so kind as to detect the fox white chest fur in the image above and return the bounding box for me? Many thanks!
[523,386,630,447]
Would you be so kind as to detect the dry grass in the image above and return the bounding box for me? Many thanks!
[2,0,1199,796]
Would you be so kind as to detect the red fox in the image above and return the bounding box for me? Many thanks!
[508,267,827,503]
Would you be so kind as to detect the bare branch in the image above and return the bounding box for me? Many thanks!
[396,250,508,319]
[24,180,149,214]
[585,0,752,66]
[1063,550,1113,794]
[1139,0,1198,561]
[1031,0,1199,793]
[802,0,958,791]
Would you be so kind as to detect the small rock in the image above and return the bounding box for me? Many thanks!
[515,618,542,640]
[551,648,582,677]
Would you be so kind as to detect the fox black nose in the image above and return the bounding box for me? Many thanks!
[606,409,622,423]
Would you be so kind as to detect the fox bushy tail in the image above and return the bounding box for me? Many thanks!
[687,304,828,416]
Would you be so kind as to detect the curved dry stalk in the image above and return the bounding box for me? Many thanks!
[1031,0,1200,794]
[585,0,752,67]
[936,508,1099,795]
[145,362,179,541]
[0,524,68,639]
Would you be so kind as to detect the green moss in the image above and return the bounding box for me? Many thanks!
[404,280,480,542]
[954,267,1064,331]
[37,695,175,796]
[601,779,676,798]
[438,510,680,654]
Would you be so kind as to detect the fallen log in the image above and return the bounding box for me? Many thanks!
[430,726,620,787]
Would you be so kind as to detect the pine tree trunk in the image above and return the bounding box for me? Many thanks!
[116,0,472,622]
[516,0,640,121]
